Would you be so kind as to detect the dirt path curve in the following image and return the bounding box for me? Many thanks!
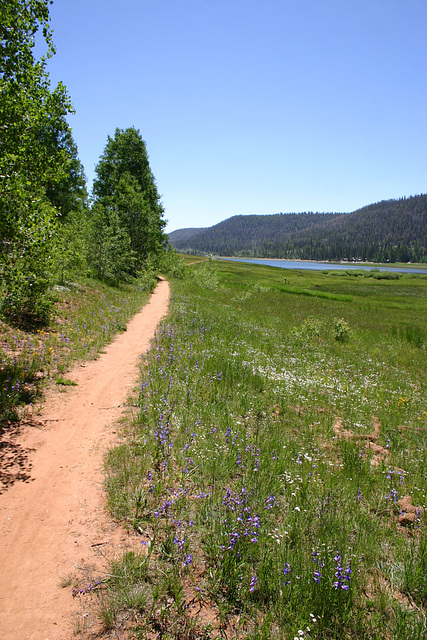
[0,279,170,640]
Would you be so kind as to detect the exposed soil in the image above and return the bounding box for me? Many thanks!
[0,279,170,640]
[332,416,423,527]
[333,416,389,466]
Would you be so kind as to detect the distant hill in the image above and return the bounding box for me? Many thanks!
[168,227,207,244]
[168,195,427,263]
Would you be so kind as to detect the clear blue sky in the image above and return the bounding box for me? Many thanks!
[45,0,427,232]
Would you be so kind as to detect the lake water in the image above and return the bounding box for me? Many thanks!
[216,257,427,275]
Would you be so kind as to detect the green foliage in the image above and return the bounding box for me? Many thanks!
[332,318,352,343]
[402,536,427,606]
[158,250,187,279]
[136,260,158,291]
[280,285,353,302]
[91,127,167,277]
[1,199,60,326]
[45,128,88,219]
[55,377,77,386]
[87,203,136,284]
[391,324,424,349]
[58,208,89,280]
[290,317,323,344]
[335,269,402,280]
[1,0,55,74]
[0,0,78,326]
[190,262,219,289]
[368,269,400,280]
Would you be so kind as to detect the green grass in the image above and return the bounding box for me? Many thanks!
[5,259,422,638]
[55,377,77,386]
[95,260,426,639]
[0,277,154,426]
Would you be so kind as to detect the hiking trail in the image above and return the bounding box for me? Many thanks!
[0,279,170,639]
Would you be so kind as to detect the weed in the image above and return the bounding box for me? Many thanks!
[55,377,77,386]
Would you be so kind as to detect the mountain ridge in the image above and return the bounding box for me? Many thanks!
[168,195,427,263]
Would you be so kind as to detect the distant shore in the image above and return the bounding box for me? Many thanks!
[215,256,427,270]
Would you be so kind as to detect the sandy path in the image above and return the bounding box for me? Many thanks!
[0,279,170,640]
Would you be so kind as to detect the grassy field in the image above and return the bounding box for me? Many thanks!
[93,258,426,639]
[1,258,425,638]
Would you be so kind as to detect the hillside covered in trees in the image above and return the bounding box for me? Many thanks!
[169,195,427,263]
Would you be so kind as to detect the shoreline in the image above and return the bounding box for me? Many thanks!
[217,256,427,269]
[213,256,427,274]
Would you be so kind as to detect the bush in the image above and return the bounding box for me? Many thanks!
[290,317,324,344]
[159,251,186,278]
[137,260,158,291]
[364,269,400,280]
[332,318,352,343]
[0,201,59,327]
[191,263,219,290]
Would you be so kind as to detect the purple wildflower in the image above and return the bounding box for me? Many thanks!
[333,560,351,591]
[249,575,257,592]
[183,554,192,567]
[313,570,322,584]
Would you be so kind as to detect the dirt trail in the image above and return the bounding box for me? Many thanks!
[0,279,170,640]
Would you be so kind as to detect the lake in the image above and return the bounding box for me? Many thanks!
[216,257,427,275]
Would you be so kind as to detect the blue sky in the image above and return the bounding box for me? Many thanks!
[45,0,427,232]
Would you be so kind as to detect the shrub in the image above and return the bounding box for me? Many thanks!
[159,252,186,278]
[332,318,352,343]
[137,260,158,291]
[0,201,59,328]
[191,263,219,290]
[291,317,324,344]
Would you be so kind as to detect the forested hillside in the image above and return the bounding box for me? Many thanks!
[169,195,427,263]
[169,227,208,243]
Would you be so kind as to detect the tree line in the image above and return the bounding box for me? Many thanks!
[169,196,427,263]
[0,0,168,327]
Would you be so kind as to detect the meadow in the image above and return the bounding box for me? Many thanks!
[95,258,427,639]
